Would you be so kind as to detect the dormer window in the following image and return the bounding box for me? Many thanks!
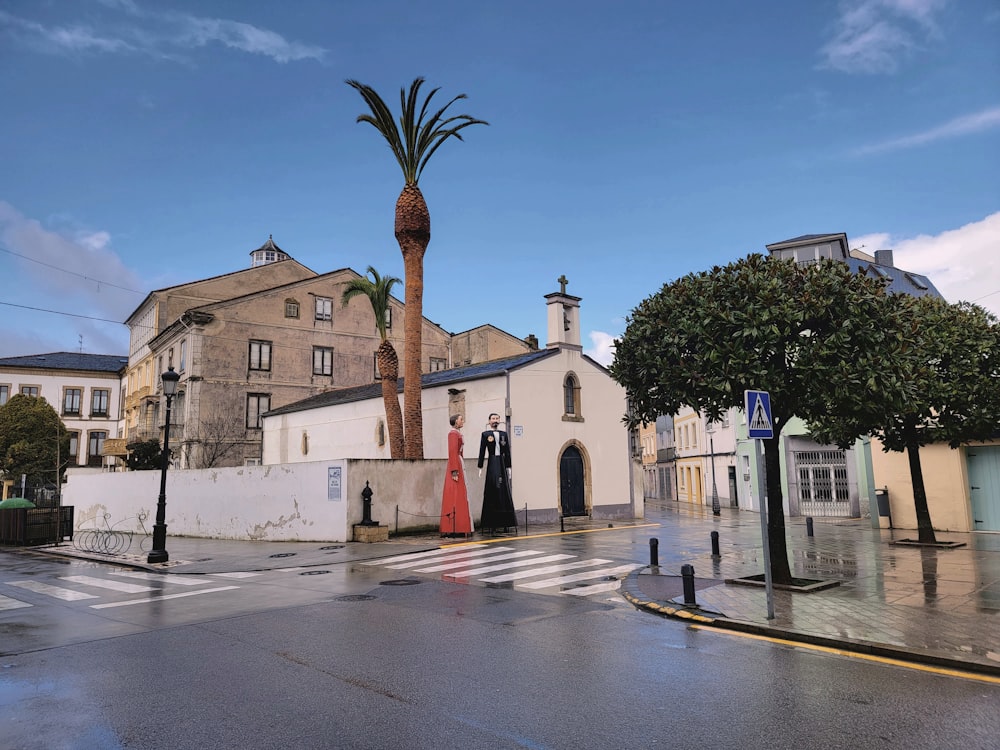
[904,273,929,291]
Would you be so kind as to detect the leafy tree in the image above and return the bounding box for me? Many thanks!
[611,255,896,584]
[810,296,1000,543]
[0,394,71,490]
[342,266,405,458]
[347,77,487,459]
[126,439,162,471]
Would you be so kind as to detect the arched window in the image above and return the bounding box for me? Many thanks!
[562,373,583,421]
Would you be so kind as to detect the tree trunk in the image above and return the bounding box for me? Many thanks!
[906,439,938,544]
[376,341,405,459]
[763,433,793,585]
[394,183,430,459]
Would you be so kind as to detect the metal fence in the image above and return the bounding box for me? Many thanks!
[0,507,75,545]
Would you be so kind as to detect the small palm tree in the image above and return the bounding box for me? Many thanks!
[342,266,405,459]
[346,77,487,459]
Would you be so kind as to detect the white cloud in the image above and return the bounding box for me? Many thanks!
[853,106,1000,155]
[820,0,948,74]
[0,201,143,355]
[0,4,326,64]
[585,331,617,367]
[852,211,1000,316]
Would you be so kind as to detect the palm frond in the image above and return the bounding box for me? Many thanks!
[347,77,488,184]
[341,266,400,341]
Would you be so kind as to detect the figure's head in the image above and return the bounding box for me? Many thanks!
[488,413,501,429]
[450,414,464,428]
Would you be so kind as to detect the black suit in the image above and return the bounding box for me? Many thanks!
[477,429,517,532]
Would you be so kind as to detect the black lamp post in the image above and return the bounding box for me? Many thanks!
[707,420,720,516]
[148,366,180,563]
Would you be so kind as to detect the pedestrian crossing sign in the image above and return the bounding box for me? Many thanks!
[745,390,773,439]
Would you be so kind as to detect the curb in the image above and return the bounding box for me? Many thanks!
[620,567,1000,679]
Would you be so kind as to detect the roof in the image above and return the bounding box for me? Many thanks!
[846,258,942,298]
[0,352,129,373]
[266,348,560,417]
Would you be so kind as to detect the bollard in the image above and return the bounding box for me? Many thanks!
[681,564,697,606]
[560,516,565,533]
[649,538,659,567]
[711,530,720,558]
[806,516,814,537]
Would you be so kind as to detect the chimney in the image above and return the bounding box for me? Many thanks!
[874,249,894,267]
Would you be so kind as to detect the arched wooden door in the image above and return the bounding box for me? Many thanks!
[560,445,586,516]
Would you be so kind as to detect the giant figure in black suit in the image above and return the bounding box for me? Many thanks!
[477,412,518,534]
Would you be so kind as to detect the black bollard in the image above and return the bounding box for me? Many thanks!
[681,564,697,606]
[711,530,720,558]
[649,538,659,567]
[806,516,814,537]
[560,516,565,533]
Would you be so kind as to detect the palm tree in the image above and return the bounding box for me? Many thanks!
[341,266,405,459]
[346,77,487,459]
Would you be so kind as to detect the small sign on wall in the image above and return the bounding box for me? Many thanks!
[328,466,342,501]
[514,425,523,437]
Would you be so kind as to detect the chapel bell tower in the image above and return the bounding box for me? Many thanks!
[545,274,582,350]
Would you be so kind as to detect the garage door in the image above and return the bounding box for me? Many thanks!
[967,446,1000,532]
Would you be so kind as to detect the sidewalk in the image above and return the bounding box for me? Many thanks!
[22,504,1000,677]
[622,502,1000,677]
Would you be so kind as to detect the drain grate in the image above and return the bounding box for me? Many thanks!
[379,579,421,586]
[269,552,297,558]
[320,545,344,551]
[299,570,331,576]
[335,594,376,602]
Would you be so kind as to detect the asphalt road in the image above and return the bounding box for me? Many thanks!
[1,548,998,749]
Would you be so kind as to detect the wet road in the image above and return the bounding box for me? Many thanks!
[1,548,998,749]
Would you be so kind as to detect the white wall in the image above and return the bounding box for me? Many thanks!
[62,458,492,541]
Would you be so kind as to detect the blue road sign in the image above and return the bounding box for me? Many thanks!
[745,390,773,439]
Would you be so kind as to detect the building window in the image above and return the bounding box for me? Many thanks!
[315,297,332,321]
[179,340,187,373]
[384,307,392,330]
[0,384,9,406]
[87,431,107,467]
[91,389,110,418]
[247,393,270,429]
[563,373,582,419]
[21,385,40,397]
[429,357,447,372]
[67,431,79,463]
[249,340,272,371]
[63,388,82,416]
[285,299,300,319]
[313,347,333,376]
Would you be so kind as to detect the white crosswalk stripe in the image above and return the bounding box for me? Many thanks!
[2,572,239,611]
[7,580,99,601]
[0,593,34,611]
[363,545,638,599]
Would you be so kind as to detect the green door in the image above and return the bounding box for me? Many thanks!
[967,446,1000,532]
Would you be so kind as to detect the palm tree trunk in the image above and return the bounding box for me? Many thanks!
[395,183,430,459]
[376,341,405,459]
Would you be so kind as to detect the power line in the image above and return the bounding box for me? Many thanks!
[0,246,145,294]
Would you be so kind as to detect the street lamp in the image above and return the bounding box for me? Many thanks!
[148,366,180,563]
[706,419,720,516]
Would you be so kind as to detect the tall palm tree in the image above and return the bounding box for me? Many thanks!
[341,266,405,459]
[346,77,487,459]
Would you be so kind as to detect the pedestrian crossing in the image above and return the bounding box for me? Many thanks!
[362,545,641,599]
[0,570,244,612]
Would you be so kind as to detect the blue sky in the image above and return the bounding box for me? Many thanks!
[1,0,998,366]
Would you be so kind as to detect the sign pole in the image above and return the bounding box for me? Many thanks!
[753,438,775,620]
[745,389,776,620]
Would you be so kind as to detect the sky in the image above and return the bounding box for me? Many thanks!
[1,0,998,367]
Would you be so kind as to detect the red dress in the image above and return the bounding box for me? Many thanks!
[440,428,473,536]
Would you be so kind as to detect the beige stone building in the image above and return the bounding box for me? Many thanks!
[123,238,534,468]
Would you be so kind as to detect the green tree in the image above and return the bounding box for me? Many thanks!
[126,439,162,471]
[0,394,71,490]
[810,296,1000,543]
[342,266,406,459]
[611,255,896,584]
[347,77,487,459]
